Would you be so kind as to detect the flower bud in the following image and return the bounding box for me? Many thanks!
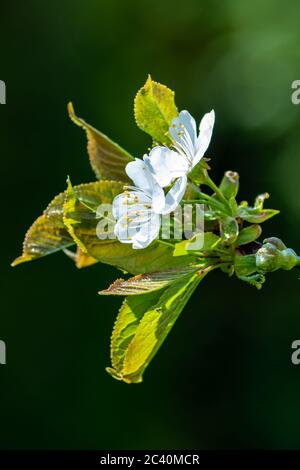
[220,216,239,244]
[263,237,286,250]
[256,238,300,272]
[219,171,239,199]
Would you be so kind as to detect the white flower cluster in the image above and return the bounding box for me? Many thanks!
[112,110,215,249]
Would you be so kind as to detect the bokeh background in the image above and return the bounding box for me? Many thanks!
[1,0,300,449]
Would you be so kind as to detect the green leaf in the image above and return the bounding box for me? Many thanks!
[99,265,200,296]
[197,232,221,251]
[92,241,196,275]
[12,179,123,267]
[173,240,191,257]
[238,206,279,223]
[12,192,73,266]
[173,232,221,257]
[63,179,195,275]
[108,293,159,377]
[63,178,123,251]
[107,267,214,383]
[236,224,262,246]
[68,102,134,182]
[134,75,178,145]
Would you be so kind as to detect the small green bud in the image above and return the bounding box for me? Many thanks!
[256,238,300,272]
[219,171,239,199]
[220,216,239,244]
[263,237,286,250]
[256,243,281,272]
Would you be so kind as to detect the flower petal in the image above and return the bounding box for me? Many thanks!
[125,158,155,195]
[144,146,189,188]
[194,110,215,165]
[169,110,197,148]
[132,213,161,249]
[151,181,166,214]
[161,175,187,215]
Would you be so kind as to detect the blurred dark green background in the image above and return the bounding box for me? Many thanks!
[1,0,300,449]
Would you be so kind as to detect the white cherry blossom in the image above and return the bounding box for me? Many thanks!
[113,158,186,249]
[144,109,215,194]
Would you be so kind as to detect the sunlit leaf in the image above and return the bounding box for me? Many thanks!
[99,265,200,296]
[134,75,178,145]
[12,179,123,267]
[93,241,196,275]
[107,267,214,383]
[63,178,123,251]
[108,293,159,377]
[173,232,221,257]
[68,102,134,181]
[12,192,73,266]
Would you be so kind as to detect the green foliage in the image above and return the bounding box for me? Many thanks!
[99,266,201,296]
[106,269,211,383]
[12,192,73,266]
[238,206,279,223]
[173,232,221,257]
[68,103,134,181]
[134,75,178,145]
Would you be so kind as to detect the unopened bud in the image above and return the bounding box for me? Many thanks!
[220,216,239,244]
[256,238,300,272]
[263,237,286,250]
[220,171,239,199]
